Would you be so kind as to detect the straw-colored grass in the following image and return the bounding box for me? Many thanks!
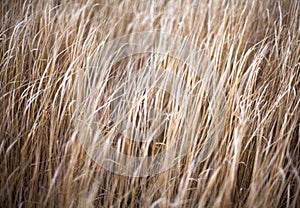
[0,0,299,207]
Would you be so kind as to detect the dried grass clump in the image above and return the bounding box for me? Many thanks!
[0,0,299,207]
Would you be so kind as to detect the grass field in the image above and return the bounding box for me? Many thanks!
[0,0,299,207]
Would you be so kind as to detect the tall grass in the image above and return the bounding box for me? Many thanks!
[0,0,299,207]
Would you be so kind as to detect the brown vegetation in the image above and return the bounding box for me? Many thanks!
[0,0,299,207]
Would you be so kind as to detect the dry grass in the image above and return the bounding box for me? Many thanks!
[0,0,299,207]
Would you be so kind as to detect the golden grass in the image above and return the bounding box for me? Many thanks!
[0,0,299,207]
